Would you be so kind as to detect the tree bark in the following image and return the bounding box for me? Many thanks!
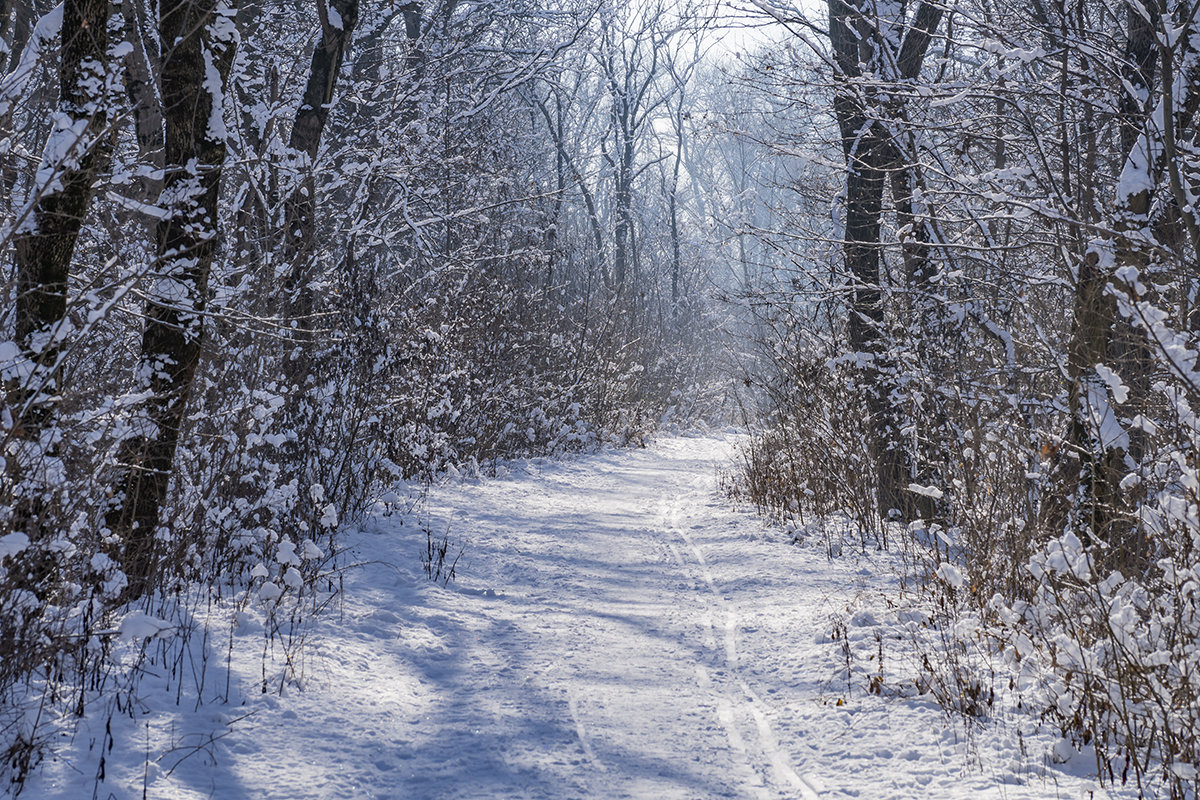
[267,0,360,537]
[281,0,361,329]
[105,0,238,597]
[1058,2,1160,565]
[8,0,111,419]
[122,0,163,206]
[827,0,942,520]
[4,0,112,592]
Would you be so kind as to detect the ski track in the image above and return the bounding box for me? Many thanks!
[28,433,1134,799]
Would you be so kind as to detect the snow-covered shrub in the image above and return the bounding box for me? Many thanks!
[989,533,1200,797]
[733,354,883,546]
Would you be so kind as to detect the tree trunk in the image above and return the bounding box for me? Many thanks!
[889,161,941,521]
[105,0,238,598]
[4,0,112,591]
[1058,2,1159,566]
[281,0,361,329]
[269,0,360,536]
[613,132,634,295]
[8,0,111,419]
[122,0,163,207]
[827,0,942,520]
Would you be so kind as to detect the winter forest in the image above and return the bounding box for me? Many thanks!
[1,0,1199,796]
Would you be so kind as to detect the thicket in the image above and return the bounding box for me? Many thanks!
[731,1,1200,797]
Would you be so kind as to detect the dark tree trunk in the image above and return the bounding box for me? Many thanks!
[105,0,237,598]
[0,0,34,76]
[8,0,112,420]
[1058,2,1159,567]
[0,0,46,217]
[0,0,11,72]
[668,101,684,308]
[827,0,942,521]
[4,0,112,592]
[122,0,163,207]
[890,166,931,290]
[282,0,361,329]
[843,132,910,517]
[271,0,360,534]
[612,123,634,295]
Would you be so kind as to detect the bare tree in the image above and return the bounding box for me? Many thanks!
[827,0,943,519]
[106,0,238,596]
[4,0,115,588]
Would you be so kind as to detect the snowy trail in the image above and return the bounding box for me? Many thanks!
[30,434,1128,799]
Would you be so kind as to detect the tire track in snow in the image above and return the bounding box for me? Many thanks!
[739,680,821,800]
[659,495,815,799]
[658,499,764,794]
[567,691,607,773]
[676,529,716,592]
[695,665,772,800]
[724,609,738,669]
[674,524,737,667]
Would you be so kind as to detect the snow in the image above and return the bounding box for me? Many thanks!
[1116,135,1156,204]
[202,46,228,141]
[105,189,173,220]
[907,482,944,500]
[276,540,300,566]
[1094,363,1129,404]
[936,562,966,589]
[1085,380,1130,452]
[116,611,176,640]
[23,115,92,210]
[26,435,1134,799]
[0,532,29,559]
[327,3,344,30]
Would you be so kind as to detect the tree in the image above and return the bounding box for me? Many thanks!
[105,0,238,596]
[5,0,115,590]
[826,0,943,519]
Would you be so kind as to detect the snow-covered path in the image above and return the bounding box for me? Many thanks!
[30,434,1126,799]
[281,434,817,800]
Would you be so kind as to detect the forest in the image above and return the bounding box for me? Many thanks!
[1,0,1198,796]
